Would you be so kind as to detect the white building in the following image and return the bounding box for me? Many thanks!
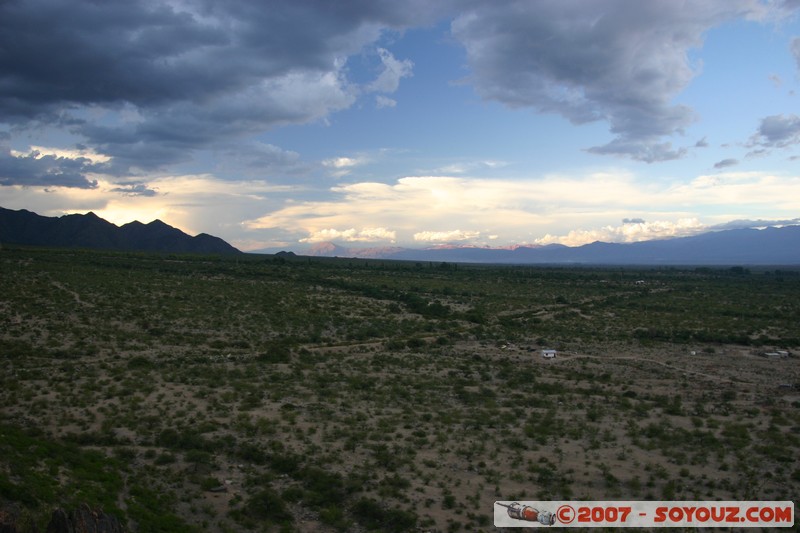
[541,349,557,359]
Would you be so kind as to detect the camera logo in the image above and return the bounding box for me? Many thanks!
[496,502,556,525]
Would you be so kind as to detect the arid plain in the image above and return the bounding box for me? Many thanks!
[2,247,798,532]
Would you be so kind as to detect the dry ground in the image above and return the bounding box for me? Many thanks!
[1,249,798,532]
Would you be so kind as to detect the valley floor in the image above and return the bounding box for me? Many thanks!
[1,248,798,531]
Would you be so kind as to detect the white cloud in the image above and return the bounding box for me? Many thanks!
[323,157,364,169]
[436,160,510,174]
[300,227,396,243]
[414,229,481,242]
[8,166,800,251]
[375,95,397,108]
[247,170,800,247]
[359,227,397,242]
[665,171,800,211]
[368,48,414,94]
[322,155,368,177]
[535,218,706,246]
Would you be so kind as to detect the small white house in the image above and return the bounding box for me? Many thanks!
[541,349,557,359]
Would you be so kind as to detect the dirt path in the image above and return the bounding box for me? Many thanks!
[51,281,95,307]
[553,353,743,384]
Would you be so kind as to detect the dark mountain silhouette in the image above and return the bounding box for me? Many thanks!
[0,207,240,254]
[7,206,797,263]
[307,225,800,265]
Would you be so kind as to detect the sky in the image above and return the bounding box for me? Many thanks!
[2,0,800,252]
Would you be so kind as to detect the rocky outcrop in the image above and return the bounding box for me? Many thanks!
[0,504,124,533]
[0,504,36,533]
[45,505,124,533]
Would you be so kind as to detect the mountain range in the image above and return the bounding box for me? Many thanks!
[0,207,240,254]
[304,225,800,265]
[3,206,799,264]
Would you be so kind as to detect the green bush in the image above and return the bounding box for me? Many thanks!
[243,488,293,524]
[352,497,417,532]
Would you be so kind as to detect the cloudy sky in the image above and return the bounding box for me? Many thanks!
[2,0,800,251]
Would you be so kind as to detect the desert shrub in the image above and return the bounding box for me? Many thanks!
[406,337,425,349]
[297,466,346,507]
[127,355,152,369]
[267,451,301,475]
[281,486,304,502]
[442,492,456,509]
[0,338,35,359]
[242,488,292,525]
[258,343,291,363]
[721,422,751,450]
[0,423,124,516]
[154,453,176,465]
[184,449,213,472]
[112,447,136,461]
[377,473,411,498]
[156,428,212,451]
[126,484,195,532]
[236,442,267,465]
[662,479,678,499]
[199,477,222,491]
[319,505,350,530]
[384,338,406,350]
[352,497,417,532]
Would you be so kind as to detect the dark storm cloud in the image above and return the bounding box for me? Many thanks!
[110,183,159,197]
[0,1,231,119]
[0,0,442,120]
[2,0,793,188]
[0,0,442,183]
[0,151,99,189]
[77,68,366,172]
[450,0,765,162]
[0,131,100,188]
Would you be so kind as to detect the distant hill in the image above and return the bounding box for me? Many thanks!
[306,242,407,259]
[304,225,800,265]
[0,207,241,254]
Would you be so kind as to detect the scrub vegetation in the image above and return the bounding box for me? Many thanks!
[1,247,799,532]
